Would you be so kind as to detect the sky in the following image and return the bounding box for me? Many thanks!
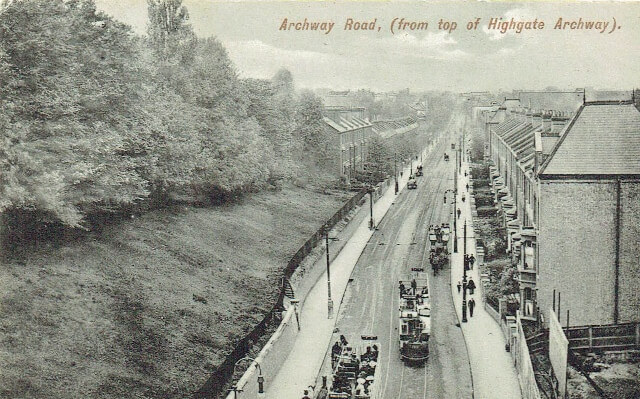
[95,1,640,93]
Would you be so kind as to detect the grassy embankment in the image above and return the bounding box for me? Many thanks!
[0,184,351,399]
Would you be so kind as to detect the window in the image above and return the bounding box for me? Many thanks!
[524,287,532,300]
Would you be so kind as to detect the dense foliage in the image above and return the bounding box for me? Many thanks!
[0,0,330,230]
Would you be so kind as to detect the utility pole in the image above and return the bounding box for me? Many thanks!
[462,220,468,323]
[324,225,333,319]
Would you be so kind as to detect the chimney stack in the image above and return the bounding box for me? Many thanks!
[533,111,543,128]
[551,113,570,134]
[542,111,552,131]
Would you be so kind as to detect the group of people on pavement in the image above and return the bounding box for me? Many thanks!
[456,253,478,317]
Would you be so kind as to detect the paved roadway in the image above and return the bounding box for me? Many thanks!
[318,111,473,399]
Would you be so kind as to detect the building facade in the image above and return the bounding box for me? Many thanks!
[323,106,373,179]
[486,98,640,327]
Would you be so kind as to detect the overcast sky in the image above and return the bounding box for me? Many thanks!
[95,1,640,92]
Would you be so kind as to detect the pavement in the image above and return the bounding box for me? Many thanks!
[450,157,523,399]
[264,144,432,399]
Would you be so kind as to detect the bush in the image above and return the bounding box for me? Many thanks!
[477,206,498,217]
[471,164,490,180]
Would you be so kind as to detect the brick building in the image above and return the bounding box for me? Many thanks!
[486,98,640,327]
[323,106,373,179]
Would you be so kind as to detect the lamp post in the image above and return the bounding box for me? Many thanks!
[462,220,468,323]
[394,153,398,195]
[324,224,334,319]
[368,186,374,230]
[453,159,458,253]
[228,357,265,398]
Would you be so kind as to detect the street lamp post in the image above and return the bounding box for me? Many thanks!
[462,220,468,323]
[453,160,458,253]
[228,357,265,398]
[324,225,334,319]
[368,186,374,230]
[394,153,398,195]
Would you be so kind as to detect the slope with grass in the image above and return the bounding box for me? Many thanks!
[0,184,351,399]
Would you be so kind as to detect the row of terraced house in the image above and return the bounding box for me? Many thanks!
[322,105,419,179]
[479,90,640,328]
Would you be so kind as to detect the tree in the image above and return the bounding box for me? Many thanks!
[364,135,392,183]
[146,0,196,64]
[0,0,150,227]
[295,90,329,159]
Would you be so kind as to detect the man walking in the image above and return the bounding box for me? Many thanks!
[467,278,476,295]
[457,281,462,293]
[469,298,476,317]
[457,208,461,219]
[469,254,476,270]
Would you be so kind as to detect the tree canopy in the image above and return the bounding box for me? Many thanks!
[0,0,333,231]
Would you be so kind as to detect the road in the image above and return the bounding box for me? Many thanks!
[317,111,473,399]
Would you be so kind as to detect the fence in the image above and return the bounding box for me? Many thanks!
[513,313,543,399]
[526,322,640,354]
[194,187,369,398]
[565,322,640,352]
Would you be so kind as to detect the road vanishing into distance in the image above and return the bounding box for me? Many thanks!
[318,110,473,399]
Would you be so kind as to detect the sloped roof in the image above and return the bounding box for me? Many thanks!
[324,116,372,133]
[539,102,640,176]
[324,117,344,132]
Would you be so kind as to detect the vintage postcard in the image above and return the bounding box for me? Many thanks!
[0,1,638,399]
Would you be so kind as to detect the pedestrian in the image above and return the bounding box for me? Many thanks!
[302,389,311,399]
[469,254,475,270]
[399,282,406,295]
[469,298,475,317]
[457,208,461,219]
[400,171,403,177]
[340,334,348,347]
[462,195,466,202]
[466,183,469,192]
[467,278,476,295]
[464,170,468,177]
[457,281,461,293]
[411,279,417,295]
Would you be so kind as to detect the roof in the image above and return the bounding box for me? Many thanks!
[539,103,640,176]
[323,116,372,133]
[372,117,418,138]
